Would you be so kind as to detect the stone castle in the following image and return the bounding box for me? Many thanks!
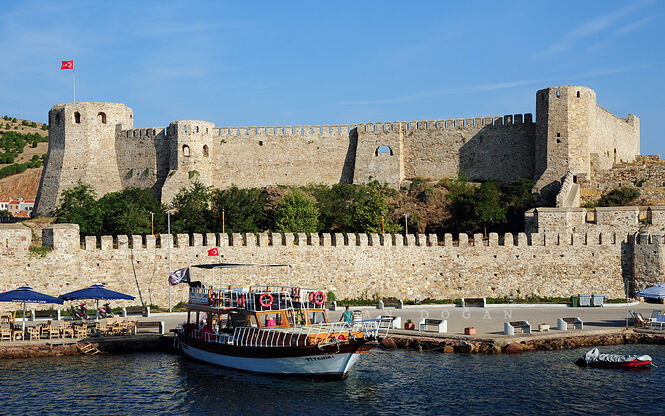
[35,85,640,215]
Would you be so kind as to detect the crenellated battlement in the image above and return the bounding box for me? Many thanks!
[211,113,534,138]
[118,127,165,139]
[66,230,632,251]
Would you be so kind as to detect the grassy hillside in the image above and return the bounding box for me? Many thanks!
[0,115,48,198]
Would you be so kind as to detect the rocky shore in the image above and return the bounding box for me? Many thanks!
[381,331,665,354]
[0,335,171,359]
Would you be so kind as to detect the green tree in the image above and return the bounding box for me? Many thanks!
[54,182,103,235]
[352,182,400,233]
[274,190,320,233]
[445,175,479,234]
[171,182,213,234]
[475,179,506,236]
[0,210,10,218]
[210,186,268,233]
[98,188,166,235]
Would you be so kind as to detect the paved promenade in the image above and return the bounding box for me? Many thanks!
[12,302,661,345]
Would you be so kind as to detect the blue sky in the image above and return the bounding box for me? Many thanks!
[1,1,663,154]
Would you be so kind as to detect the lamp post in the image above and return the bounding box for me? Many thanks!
[222,209,225,234]
[403,213,409,236]
[381,213,385,234]
[167,210,172,312]
[150,212,154,235]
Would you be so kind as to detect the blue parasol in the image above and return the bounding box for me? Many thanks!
[60,284,134,320]
[59,284,135,301]
[0,286,64,330]
[636,283,665,300]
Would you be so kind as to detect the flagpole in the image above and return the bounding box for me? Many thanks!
[168,211,172,313]
[73,68,76,102]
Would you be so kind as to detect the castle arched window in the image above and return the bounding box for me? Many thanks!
[97,112,107,124]
[196,126,199,133]
[184,125,188,133]
[203,145,209,157]
[183,145,190,157]
[375,145,393,156]
[74,112,81,124]
[577,91,581,98]
[55,112,61,127]
[556,91,560,98]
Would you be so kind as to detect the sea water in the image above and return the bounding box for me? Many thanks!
[0,344,662,415]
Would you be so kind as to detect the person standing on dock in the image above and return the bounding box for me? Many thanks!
[340,306,353,325]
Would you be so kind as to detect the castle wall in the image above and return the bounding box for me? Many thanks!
[400,115,535,183]
[0,224,636,311]
[115,127,167,192]
[34,86,642,210]
[209,125,356,190]
[580,155,665,205]
[590,108,639,171]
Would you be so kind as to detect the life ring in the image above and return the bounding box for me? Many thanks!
[237,294,245,307]
[314,291,325,306]
[208,291,215,306]
[308,291,315,304]
[259,292,273,308]
[291,287,300,300]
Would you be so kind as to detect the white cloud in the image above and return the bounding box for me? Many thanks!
[336,67,644,106]
[534,0,654,59]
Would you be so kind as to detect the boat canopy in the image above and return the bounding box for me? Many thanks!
[192,263,290,269]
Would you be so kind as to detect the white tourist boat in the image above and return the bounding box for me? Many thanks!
[172,263,389,379]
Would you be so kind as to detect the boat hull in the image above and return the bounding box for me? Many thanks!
[178,338,374,379]
[575,358,652,369]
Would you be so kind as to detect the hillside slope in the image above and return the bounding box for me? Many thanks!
[0,116,48,198]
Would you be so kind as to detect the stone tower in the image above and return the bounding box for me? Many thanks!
[533,86,594,197]
[160,120,216,204]
[34,102,133,215]
[533,86,639,200]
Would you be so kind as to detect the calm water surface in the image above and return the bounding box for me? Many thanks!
[0,344,663,415]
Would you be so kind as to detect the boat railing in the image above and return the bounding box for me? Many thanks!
[232,318,390,348]
[188,286,327,311]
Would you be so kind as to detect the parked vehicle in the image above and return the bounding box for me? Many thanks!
[72,303,88,320]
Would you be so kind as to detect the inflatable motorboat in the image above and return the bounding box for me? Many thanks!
[574,348,652,369]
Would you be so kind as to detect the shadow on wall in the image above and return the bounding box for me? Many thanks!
[458,122,535,184]
[340,128,358,183]
[621,238,633,297]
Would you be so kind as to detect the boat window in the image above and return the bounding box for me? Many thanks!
[293,310,306,326]
[261,312,285,327]
[309,311,327,325]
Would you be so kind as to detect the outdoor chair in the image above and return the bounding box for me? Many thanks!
[73,324,88,338]
[26,326,40,340]
[0,325,12,341]
[60,322,74,338]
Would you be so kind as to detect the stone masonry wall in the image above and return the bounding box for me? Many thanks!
[401,115,535,183]
[580,155,665,205]
[0,225,634,312]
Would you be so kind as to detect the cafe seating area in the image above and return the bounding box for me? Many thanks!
[0,316,138,342]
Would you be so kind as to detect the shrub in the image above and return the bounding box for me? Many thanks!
[597,187,640,207]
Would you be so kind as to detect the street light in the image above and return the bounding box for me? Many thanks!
[150,212,154,235]
[222,209,225,234]
[381,212,385,234]
[403,213,409,235]
[167,206,173,313]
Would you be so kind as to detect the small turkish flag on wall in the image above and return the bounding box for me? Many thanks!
[208,247,219,256]
[61,60,74,70]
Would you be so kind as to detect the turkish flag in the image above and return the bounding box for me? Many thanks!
[208,247,219,256]
[61,60,74,70]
